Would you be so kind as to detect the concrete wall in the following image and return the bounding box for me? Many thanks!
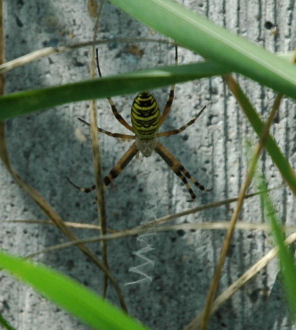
[1,0,296,329]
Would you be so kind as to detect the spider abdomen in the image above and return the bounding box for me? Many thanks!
[131,92,160,141]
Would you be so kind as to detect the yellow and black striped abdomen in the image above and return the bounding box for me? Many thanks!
[131,92,160,140]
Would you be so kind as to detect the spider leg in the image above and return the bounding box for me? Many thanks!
[180,166,205,191]
[78,118,135,140]
[96,48,134,133]
[159,45,178,126]
[67,142,139,193]
[157,105,206,137]
[155,142,205,200]
[103,142,138,186]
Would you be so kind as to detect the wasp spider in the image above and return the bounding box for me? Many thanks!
[68,47,206,200]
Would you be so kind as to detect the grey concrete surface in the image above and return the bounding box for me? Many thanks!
[1,0,296,329]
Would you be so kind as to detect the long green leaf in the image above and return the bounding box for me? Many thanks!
[0,61,227,120]
[109,0,296,100]
[258,176,296,318]
[0,313,15,330]
[0,250,148,330]
[224,76,296,195]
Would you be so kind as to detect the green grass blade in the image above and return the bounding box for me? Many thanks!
[109,0,296,99]
[258,176,296,318]
[225,77,296,196]
[0,61,228,120]
[0,313,15,330]
[0,250,148,330]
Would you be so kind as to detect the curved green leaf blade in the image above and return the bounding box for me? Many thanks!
[109,0,296,99]
[0,250,148,330]
[225,76,296,195]
[0,313,15,330]
[0,61,228,120]
[258,176,296,318]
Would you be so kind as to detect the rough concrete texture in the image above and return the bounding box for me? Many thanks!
[1,0,296,329]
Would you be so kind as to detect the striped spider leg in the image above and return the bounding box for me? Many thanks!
[67,45,206,200]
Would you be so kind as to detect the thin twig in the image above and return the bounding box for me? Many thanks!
[5,218,296,233]
[0,144,127,310]
[89,0,110,299]
[0,38,175,74]
[3,187,279,231]
[13,217,296,233]
[135,189,277,231]
[189,76,283,330]
[26,219,296,259]
[196,231,296,323]
[0,0,127,312]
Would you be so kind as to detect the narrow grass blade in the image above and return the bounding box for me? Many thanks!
[0,313,15,330]
[0,250,148,330]
[258,177,296,318]
[0,61,227,120]
[225,76,296,196]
